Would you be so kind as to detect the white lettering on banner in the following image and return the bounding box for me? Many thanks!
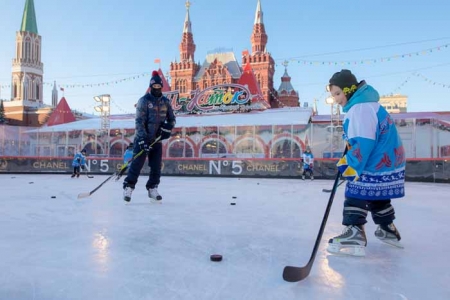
[209,160,243,175]
[232,161,243,175]
[209,161,221,174]
[100,160,109,173]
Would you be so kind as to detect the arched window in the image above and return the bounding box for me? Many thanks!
[271,139,301,159]
[109,142,125,157]
[25,37,31,61]
[36,83,40,100]
[168,140,194,158]
[234,138,265,158]
[201,139,227,158]
[13,83,18,98]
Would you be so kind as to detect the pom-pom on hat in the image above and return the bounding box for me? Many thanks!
[149,70,163,88]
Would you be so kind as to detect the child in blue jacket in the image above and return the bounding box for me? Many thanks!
[71,149,87,178]
[326,70,405,257]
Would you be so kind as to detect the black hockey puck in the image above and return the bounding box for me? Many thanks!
[230,202,236,205]
[232,196,237,199]
[29,182,34,184]
[51,196,56,199]
[210,254,222,262]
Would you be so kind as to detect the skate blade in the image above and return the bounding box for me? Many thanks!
[327,244,366,257]
[378,239,404,249]
[150,199,162,204]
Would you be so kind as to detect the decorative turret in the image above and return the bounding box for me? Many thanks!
[276,63,299,107]
[179,0,196,62]
[11,0,43,104]
[250,0,268,54]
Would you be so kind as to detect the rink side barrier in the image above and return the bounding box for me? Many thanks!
[0,157,448,183]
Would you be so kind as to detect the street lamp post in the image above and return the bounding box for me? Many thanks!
[94,94,111,156]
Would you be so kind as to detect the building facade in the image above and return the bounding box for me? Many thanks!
[170,0,290,108]
[4,0,52,126]
[379,94,408,113]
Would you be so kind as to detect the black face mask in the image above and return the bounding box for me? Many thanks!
[151,88,162,97]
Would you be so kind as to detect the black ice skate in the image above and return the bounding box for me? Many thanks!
[71,173,76,178]
[327,225,367,257]
[375,223,404,249]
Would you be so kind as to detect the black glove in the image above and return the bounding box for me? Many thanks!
[77,158,81,163]
[159,122,174,140]
[81,165,86,170]
[137,138,152,152]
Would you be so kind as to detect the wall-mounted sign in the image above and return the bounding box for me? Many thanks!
[164,83,255,113]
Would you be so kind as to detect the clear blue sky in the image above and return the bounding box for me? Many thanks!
[1,0,450,115]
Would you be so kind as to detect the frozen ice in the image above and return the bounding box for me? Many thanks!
[0,174,449,300]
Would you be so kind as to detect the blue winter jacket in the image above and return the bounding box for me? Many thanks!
[72,152,86,167]
[337,83,405,200]
[135,93,176,142]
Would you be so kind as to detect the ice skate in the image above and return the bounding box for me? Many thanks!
[310,175,314,180]
[375,223,404,248]
[327,225,367,257]
[71,173,76,178]
[76,173,80,178]
[123,186,134,202]
[302,175,305,180]
[148,187,162,203]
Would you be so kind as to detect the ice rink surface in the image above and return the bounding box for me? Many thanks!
[0,174,449,300]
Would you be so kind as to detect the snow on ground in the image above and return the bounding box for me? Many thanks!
[0,174,449,300]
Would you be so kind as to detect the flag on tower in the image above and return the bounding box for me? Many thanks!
[154,58,161,64]
[60,87,65,92]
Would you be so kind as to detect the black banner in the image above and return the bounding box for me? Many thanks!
[0,157,449,183]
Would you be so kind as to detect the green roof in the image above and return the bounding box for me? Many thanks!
[20,0,38,34]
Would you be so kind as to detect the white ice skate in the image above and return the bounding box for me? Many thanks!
[123,186,134,202]
[148,187,162,203]
[375,223,404,249]
[327,225,367,257]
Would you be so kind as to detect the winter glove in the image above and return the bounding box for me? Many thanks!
[337,155,359,182]
[77,158,81,163]
[137,138,152,152]
[81,165,86,170]
[158,122,174,140]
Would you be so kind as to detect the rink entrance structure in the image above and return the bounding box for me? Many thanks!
[0,109,449,182]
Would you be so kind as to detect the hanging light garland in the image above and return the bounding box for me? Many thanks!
[274,43,450,67]
[413,72,450,88]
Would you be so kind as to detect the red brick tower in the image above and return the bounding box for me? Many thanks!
[169,1,199,99]
[242,0,276,107]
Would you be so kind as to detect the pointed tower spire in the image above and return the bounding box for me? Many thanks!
[21,0,38,34]
[52,81,58,107]
[250,0,268,54]
[183,0,192,33]
[179,0,196,62]
[12,0,43,104]
[254,0,263,24]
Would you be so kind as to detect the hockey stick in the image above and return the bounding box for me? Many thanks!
[114,136,162,181]
[77,136,161,199]
[322,180,345,193]
[84,168,94,178]
[283,148,347,282]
